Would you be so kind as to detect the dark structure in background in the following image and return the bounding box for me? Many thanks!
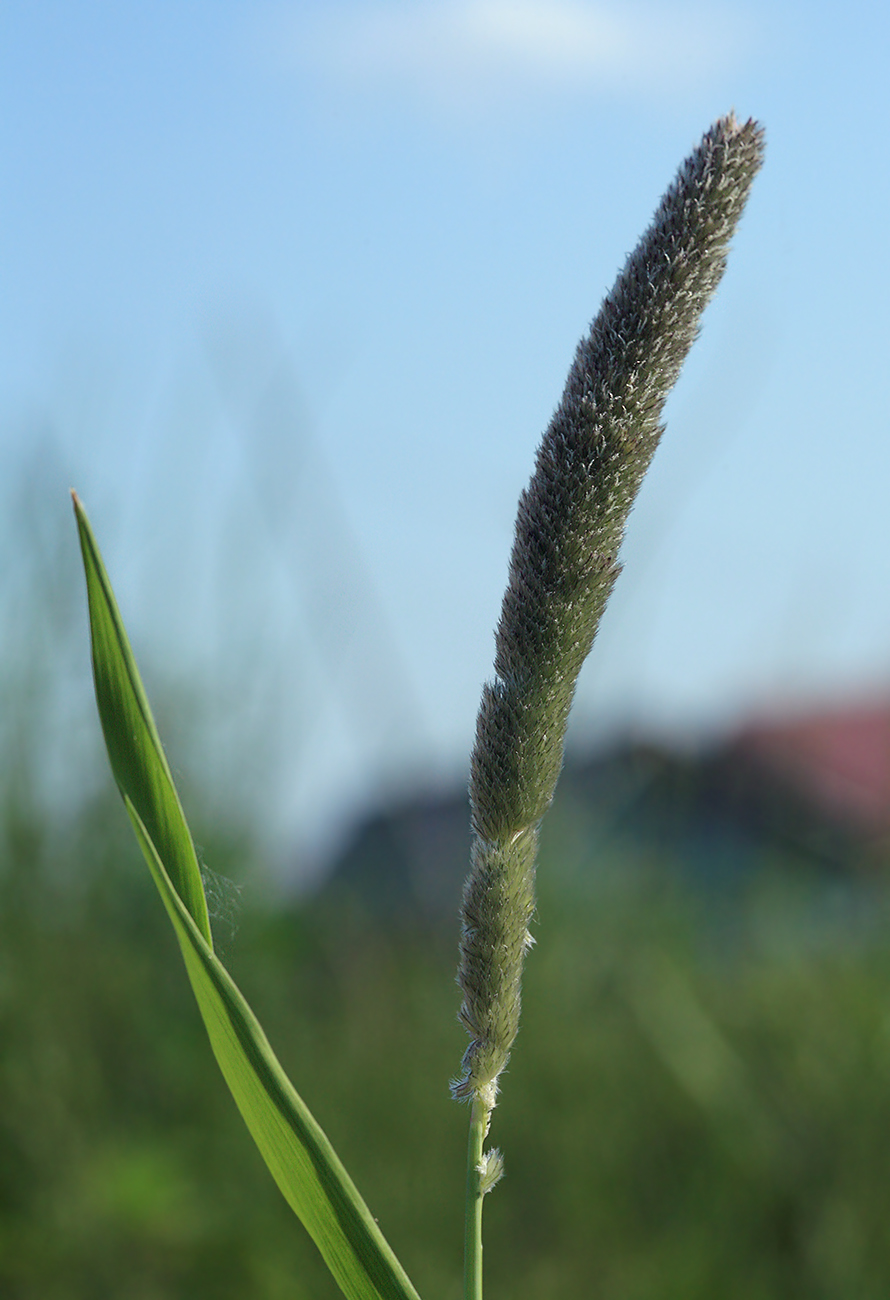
[323,701,890,924]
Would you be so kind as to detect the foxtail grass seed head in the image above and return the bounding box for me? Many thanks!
[454,114,765,1108]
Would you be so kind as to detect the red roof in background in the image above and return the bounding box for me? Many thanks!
[735,702,890,835]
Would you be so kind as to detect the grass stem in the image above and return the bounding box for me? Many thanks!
[464,1096,488,1300]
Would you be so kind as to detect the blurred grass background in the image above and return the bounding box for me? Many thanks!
[6,664,890,1296]
[5,475,890,1300]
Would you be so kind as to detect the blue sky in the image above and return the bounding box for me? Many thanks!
[3,1,889,869]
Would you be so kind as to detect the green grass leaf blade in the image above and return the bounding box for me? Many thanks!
[73,493,423,1300]
[125,799,422,1300]
[72,491,212,946]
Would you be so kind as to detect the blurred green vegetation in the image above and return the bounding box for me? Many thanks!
[5,756,890,1299]
[5,476,890,1298]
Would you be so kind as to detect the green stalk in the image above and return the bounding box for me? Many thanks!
[464,1096,488,1300]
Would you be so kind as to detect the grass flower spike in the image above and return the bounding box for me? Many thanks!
[455,116,765,1271]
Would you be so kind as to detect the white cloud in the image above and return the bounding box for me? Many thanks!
[280,0,752,109]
